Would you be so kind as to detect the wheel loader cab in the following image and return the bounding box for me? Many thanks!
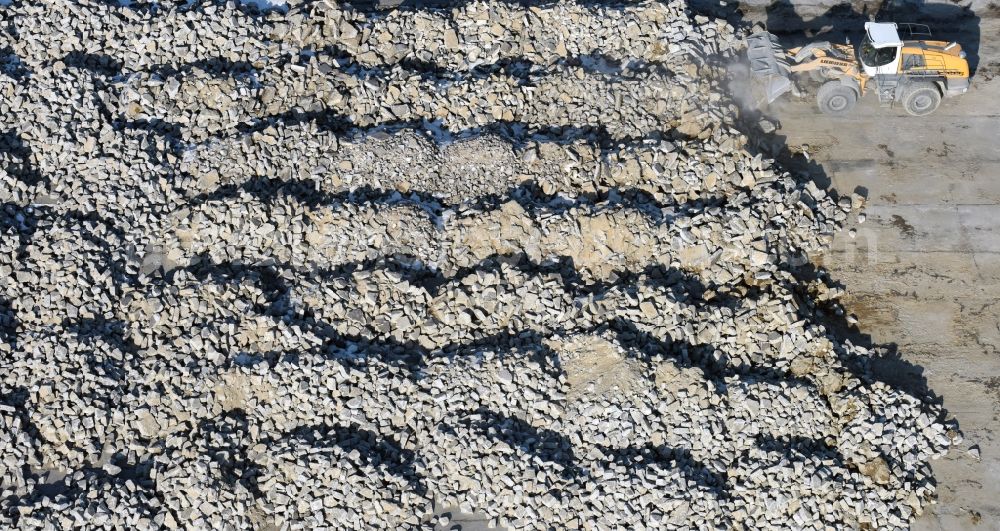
[858,22,902,76]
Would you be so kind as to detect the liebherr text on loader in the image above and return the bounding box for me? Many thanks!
[746,21,970,116]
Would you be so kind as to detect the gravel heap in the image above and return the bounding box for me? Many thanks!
[0,0,957,530]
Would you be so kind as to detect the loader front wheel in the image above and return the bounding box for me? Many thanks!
[902,83,941,117]
[817,81,858,116]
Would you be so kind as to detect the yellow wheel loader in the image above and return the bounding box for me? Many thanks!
[746,22,970,116]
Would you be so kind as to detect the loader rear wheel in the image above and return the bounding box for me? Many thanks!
[902,83,941,117]
[817,81,858,116]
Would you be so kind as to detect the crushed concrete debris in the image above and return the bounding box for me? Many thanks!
[0,0,955,529]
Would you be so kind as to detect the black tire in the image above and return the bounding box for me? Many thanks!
[816,81,858,116]
[901,82,941,117]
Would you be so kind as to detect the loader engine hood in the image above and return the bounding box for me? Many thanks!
[906,39,967,58]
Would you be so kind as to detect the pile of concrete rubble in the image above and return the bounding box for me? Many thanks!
[0,0,956,529]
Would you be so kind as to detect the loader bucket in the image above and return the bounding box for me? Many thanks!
[745,32,793,104]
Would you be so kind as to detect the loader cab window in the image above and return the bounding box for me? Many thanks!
[859,36,898,67]
[903,54,925,69]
